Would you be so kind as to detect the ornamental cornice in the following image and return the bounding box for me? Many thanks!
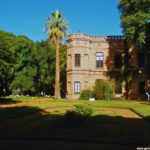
[90,40,107,43]
[66,38,90,43]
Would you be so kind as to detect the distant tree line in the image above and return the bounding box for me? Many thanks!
[0,29,67,97]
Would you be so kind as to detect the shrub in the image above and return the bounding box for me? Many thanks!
[80,89,91,100]
[62,103,93,126]
[93,79,114,100]
[73,103,93,116]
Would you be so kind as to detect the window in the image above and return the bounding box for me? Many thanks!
[96,52,103,67]
[115,79,122,94]
[139,82,145,94]
[75,54,80,67]
[114,52,122,68]
[74,82,80,94]
[139,53,145,67]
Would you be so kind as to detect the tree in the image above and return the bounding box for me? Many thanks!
[117,0,150,98]
[44,11,68,99]
[9,36,37,95]
[35,40,56,95]
[118,0,150,48]
[0,30,15,96]
[59,43,67,97]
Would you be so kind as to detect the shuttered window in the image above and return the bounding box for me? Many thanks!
[75,54,80,67]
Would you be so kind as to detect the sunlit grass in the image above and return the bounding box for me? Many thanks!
[0,100,150,122]
[0,96,48,101]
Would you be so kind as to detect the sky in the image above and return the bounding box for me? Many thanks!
[0,0,122,43]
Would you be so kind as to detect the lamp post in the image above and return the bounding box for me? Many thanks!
[108,76,110,101]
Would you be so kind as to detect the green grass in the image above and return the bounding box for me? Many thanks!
[0,100,150,122]
[0,96,47,101]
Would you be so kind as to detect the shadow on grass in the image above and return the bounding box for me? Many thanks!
[0,105,44,120]
[0,97,51,107]
[1,106,150,150]
[0,97,25,105]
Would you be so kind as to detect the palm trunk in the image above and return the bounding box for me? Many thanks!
[54,42,61,99]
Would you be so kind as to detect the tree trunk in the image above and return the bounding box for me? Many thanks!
[54,43,61,99]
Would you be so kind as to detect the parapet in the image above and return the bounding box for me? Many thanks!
[67,33,124,43]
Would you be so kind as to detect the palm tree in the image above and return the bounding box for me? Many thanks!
[44,11,68,99]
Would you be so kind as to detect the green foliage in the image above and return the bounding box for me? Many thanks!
[0,29,67,97]
[55,103,93,126]
[8,35,37,94]
[93,80,114,100]
[44,10,69,44]
[59,43,67,72]
[9,76,35,93]
[35,40,55,86]
[118,0,150,48]
[73,103,93,116]
[0,30,15,80]
[80,89,91,100]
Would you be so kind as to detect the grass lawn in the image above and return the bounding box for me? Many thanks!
[0,107,142,145]
[0,96,48,101]
[1,100,150,148]
[0,100,150,122]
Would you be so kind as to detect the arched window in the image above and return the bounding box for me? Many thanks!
[96,52,103,67]
[75,54,80,67]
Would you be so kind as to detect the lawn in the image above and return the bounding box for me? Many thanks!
[0,107,142,145]
[0,100,150,122]
[0,96,48,101]
[1,100,150,149]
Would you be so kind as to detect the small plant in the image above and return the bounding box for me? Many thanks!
[54,103,93,126]
[80,89,91,100]
[73,103,93,117]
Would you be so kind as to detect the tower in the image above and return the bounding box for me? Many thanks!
[66,33,90,99]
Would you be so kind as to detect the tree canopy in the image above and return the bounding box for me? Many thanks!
[0,29,67,97]
[118,0,150,48]
[44,11,68,44]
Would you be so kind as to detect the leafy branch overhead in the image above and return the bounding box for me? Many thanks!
[118,0,150,48]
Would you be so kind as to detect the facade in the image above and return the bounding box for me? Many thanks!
[66,33,150,100]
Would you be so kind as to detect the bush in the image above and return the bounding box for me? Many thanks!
[80,89,91,100]
[60,103,93,126]
[93,80,114,100]
[73,103,93,116]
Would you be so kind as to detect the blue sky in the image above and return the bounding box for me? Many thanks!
[0,0,122,43]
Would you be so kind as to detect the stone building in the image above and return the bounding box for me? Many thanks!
[66,33,150,100]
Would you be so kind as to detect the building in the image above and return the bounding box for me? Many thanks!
[66,33,150,100]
